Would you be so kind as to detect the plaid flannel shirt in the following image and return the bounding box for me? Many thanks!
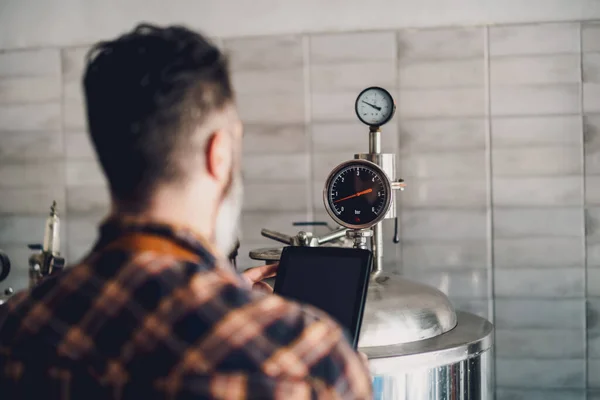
[0,218,372,399]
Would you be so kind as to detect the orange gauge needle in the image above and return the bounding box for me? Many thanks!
[334,188,373,203]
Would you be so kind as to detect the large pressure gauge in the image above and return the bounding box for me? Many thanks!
[323,159,392,230]
[355,86,396,127]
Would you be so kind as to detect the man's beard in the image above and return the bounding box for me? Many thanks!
[214,168,243,257]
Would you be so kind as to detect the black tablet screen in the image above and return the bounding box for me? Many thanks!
[274,247,371,347]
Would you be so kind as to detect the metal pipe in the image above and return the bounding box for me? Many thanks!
[392,180,407,191]
[369,128,381,153]
[317,227,348,245]
[369,128,383,275]
[372,222,384,276]
[261,229,293,244]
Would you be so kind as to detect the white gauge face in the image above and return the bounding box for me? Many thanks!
[355,87,395,127]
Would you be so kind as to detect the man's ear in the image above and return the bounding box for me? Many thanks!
[205,130,232,183]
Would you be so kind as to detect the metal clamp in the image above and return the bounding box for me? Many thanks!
[346,229,373,250]
[392,179,407,191]
[261,226,348,247]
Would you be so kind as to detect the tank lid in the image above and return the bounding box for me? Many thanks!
[358,274,458,348]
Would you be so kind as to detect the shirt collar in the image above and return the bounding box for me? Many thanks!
[94,215,221,263]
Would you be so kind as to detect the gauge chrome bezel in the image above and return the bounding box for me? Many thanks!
[323,159,392,230]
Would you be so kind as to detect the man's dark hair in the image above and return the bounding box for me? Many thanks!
[83,23,234,211]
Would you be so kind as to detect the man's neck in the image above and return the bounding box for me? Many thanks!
[110,189,218,243]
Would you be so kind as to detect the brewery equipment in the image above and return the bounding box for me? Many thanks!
[0,201,66,305]
[249,87,494,399]
[250,222,351,265]
[0,250,13,305]
[28,201,66,287]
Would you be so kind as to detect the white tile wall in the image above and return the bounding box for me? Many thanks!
[397,28,484,60]
[399,88,485,118]
[496,359,584,388]
[493,208,583,237]
[242,154,309,182]
[0,131,63,161]
[406,270,489,298]
[398,59,484,88]
[242,124,306,156]
[495,329,585,358]
[402,240,487,270]
[583,22,600,53]
[0,77,61,104]
[399,150,486,179]
[0,188,67,215]
[310,32,396,64]
[232,68,304,95]
[491,84,580,116]
[399,179,487,208]
[489,23,580,56]
[493,177,582,206]
[223,36,304,71]
[0,49,61,77]
[398,118,486,152]
[495,299,585,329]
[497,388,584,400]
[495,268,584,298]
[0,162,66,188]
[311,62,397,92]
[491,55,580,85]
[0,104,61,131]
[401,209,487,240]
[492,116,582,147]
[494,238,583,268]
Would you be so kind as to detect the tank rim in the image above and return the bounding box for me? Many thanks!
[361,311,493,368]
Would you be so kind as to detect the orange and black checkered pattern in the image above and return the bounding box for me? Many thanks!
[0,218,372,399]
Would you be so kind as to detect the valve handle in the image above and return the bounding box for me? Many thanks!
[316,227,348,245]
[261,229,293,245]
[393,217,400,244]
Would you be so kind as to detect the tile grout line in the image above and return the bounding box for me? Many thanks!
[58,47,69,260]
[395,30,404,274]
[484,25,495,331]
[483,25,497,394]
[580,21,589,400]
[302,35,313,222]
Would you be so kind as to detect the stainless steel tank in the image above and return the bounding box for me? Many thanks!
[360,273,493,400]
[249,231,494,400]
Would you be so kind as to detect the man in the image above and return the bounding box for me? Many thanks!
[0,24,372,399]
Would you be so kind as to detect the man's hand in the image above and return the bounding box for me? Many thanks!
[242,264,278,293]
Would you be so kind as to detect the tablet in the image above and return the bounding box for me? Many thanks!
[273,246,372,348]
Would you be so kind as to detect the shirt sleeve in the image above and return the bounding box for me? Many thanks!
[287,304,373,399]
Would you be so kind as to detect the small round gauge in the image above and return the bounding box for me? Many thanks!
[323,159,392,230]
[355,87,396,127]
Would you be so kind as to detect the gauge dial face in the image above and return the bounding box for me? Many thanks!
[324,161,391,229]
[355,87,396,127]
